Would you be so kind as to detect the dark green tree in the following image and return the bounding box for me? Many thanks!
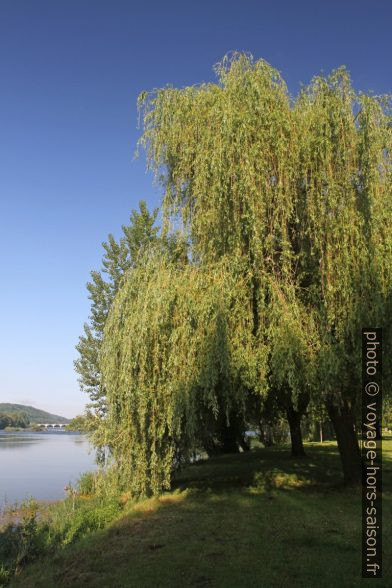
[74,201,160,418]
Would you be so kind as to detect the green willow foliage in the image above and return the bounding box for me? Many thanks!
[139,52,392,404]
[101,53,392,492]
[296,71,392,402]
[101,254,267,496]
[138,54,320,405]
[267,284,319,405]
[139,53,297,273]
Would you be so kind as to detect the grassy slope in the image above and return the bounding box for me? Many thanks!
[0,404,69,424]
[10,441,392,588]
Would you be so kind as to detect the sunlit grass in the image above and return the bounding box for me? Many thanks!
[6,440,392,588]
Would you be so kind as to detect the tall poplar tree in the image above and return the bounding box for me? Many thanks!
[74,201,159,419]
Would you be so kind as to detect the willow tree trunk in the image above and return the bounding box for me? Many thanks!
[220,420,241,453]
[259,423,274,447]
[286,406,306,457]
[375,417,382,441]
[327,400,362,485]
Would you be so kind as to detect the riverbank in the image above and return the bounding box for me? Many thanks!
[2,440,391,587]
[0,499,56,529]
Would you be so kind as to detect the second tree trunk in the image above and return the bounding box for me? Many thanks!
[286,406,306,457]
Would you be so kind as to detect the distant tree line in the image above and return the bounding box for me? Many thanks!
[0,412,29,429]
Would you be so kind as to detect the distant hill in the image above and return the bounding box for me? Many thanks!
[0,403,69,424]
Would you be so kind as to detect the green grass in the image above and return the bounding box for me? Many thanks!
[6,441,392,588]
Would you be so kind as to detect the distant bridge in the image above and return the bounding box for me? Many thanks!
[37,423,67,429]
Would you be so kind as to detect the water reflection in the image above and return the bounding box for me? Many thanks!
[0,431,97,506]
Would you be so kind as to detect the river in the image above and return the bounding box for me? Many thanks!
[0,430,97,507]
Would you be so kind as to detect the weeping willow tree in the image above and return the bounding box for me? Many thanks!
[100,253,267,496]
[294,70,392,483]
[137,53,319,459]
[136,53,392,484]
[267,284,319,456]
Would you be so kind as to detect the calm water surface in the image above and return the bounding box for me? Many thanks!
[0,431,97,506]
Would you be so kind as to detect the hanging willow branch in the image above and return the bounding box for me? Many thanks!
[100,253,267,496]
[139,53,392,399]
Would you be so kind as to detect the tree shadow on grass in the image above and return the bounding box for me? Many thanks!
[172,444,345,495]
[9,442,392,587]
[173,441,392,496]
[11,473,392,588]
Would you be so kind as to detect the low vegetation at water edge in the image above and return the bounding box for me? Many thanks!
[1,440,391,587]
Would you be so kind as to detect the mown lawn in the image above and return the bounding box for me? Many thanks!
[9,441,392,588]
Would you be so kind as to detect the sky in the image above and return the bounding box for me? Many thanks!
[0,0,391,418]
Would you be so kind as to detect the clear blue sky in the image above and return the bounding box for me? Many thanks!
[1,0,391,418]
